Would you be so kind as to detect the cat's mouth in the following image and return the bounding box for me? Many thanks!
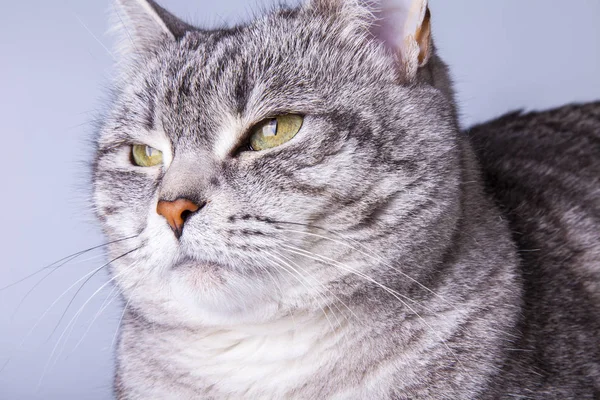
[169,256,231,288]
[172,257,223,273]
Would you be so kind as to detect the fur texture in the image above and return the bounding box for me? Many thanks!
[92,0,600,398]
[468,103,600,398]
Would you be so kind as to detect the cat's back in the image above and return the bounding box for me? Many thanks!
[467,102,600,398]
[468,102,600,293]
[469,102,600,188]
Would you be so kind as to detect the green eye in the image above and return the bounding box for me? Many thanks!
[132,144,163,167]
[249,114,303,151]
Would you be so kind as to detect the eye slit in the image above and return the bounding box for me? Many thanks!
[249,114,303,151]
[131,144,163,167]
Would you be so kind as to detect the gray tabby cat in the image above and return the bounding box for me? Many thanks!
[93,0,600,398]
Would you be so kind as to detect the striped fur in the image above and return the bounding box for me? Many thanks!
[93,1,599,398]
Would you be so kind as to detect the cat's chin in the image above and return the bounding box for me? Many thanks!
[150,256,289,328]
[171,257,227,283]
[114,241,313,328]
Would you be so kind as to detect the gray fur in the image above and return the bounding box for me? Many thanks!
[468,103,600,398]
[92,0,600,398]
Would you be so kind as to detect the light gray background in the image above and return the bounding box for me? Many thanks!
[1,0,598,398]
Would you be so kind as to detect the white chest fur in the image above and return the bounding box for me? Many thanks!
[119,312,355,399]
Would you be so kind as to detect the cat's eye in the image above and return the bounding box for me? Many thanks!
[131,144,163,167]
[249,115,303,151]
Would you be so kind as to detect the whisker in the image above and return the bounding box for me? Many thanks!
[252,255,299,331]
[113,2,137,55]
[47,247,140,342]
[51,283,120,371]
[11,253,107,320]
[110,267,154,349]
[253,259,287,301]
[70,9,115,60]
[273,250,361,325]
[281,244,465,371]
[0,235,137,291]
[0,247,138,375]
[281,244,432,313]
[261,251,340,333]
[265,250,357,351]
[274,223,455,309]
[54,261,138,368]
[40,252,141,385]
[71,284,121,353]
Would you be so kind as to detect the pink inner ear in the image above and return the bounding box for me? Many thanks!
[371,1,407,50]
[369,0,427,59]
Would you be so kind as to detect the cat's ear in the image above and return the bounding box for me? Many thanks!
[309,0,432,81]
[111,0,194,57]
[371,0,432,79]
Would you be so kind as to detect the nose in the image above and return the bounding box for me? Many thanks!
[156,198,203,239]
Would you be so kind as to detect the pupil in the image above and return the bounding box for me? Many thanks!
[145,146,153,157]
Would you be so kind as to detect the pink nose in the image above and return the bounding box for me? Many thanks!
[156,198,200,238]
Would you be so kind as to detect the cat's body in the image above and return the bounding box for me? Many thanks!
[93,0,600,398]
[469,103,600,398]
[114,104,600,400]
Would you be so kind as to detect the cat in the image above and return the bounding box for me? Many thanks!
[92,0,600,398]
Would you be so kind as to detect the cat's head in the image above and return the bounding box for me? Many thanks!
[94,0,462,328]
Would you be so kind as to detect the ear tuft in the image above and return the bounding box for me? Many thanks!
[111,0,194,59]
